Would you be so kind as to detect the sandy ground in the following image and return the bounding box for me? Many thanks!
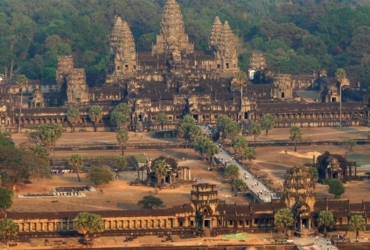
[11,126,370,147]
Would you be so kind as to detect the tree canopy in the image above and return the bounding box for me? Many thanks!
[0,187,13,209]
[75,212,104,240]
[275,208,294,236]
[225,164,240,179]
[87,166,114,186]
[69,154,83,182]
[2,0,370,89]
[328,179,346,199]
[137,195,165,209]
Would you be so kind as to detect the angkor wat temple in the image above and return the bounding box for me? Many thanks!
[2,165,370,238]
[0,0,369,132]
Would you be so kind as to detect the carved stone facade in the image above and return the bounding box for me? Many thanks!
[107,17,137,82]
[152,0,194,57]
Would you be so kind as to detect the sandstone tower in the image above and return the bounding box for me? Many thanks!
[108,17,137,80]
[214,21,239,73]
[152,0,194,56]
[66,69,89,105]
[191,184,218,231]
[208,16,222,49]
[56,56,74,87]
[283,165,316,230]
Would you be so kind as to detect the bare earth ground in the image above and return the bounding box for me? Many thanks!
[11,126,370,146]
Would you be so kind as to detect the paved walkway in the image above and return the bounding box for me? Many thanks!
[293,236,338,250]
[200,125,278,203]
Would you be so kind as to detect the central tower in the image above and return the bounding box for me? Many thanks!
[152,0,194,56]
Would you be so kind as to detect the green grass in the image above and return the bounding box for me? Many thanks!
[346,154,370,167]
[224,233,249,239]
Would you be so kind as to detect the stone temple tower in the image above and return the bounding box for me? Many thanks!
[191,184,218,231]
[56,56,74,87]
[152,0,194,56]
[283,164,316,231]
[214,21,239,73]
[108,17,137,81]
[208,16,222,49]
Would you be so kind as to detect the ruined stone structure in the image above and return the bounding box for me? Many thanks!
[0,0,368,133]
[316,152,357,181]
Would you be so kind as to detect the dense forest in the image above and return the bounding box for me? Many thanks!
[2,0,370,89]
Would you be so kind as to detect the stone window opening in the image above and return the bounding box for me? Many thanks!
[281,92,285,98]
[226,63,229,69]
[332,97,336,102]
[117,66,120,70]
[217,64,220,69]
[125,64,129,71]
[228,220,233,226]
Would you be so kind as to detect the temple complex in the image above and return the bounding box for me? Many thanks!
[2,165,370,238]
[0,0,368,133]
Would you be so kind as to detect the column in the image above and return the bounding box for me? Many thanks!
[188,169,191,180]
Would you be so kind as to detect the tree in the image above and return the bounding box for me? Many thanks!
[27,124,63,151]
[317,210,335,236]
[0,147,50,186]
[114,156,127,172]
[0,218,18,248]
[67,108,80,132]
[87,166,114,186]
[193,136,211,160]
[16,75,28,134]
[232,136,248,158]
[137,195,165,209]
[335,68,347,83]
[0,132,14,147]
[249,123,262,142]
[111,103,130,130]
[328,179,345,198]
[155,112,169,130]
[289,126,302,152]
[88,105,103,132]
[225,121,240,140]
[152,159,168,187]
[235,71,247,109]
[32,146,50,163]
[75,212,104,241]
[349,215,366,241]
[69,154,84,182]
[275,208,294,237]
[345,139,356,151]
[116,129,129,155]
[225,164,240,179]
[0,187,13,209]
[243,147,257,162]
[206,142,220,167]
[311,167,319,181]
[216,115,232,141]
[178,123,202,146]
[260,114,275,136]
[232,178,248,191]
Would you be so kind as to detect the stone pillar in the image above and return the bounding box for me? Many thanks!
[355,165,357,176]
[189,169,191,180]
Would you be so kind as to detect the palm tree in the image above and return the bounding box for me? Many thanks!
[249,123,262,142]
[88,105,103,132]
[153,159,168,188]
[275,208,294,237]
[16,75,28,133]
[260,114,275,136]
[335,68,347,83]
[155,112,169,130]
[206,142,220,167]
[317,210,335,236]
[0,218,18,248]
[289,126,302,152]
[232,178,247,192]
[231,135,248,158]
[193,136,210,160]
[225,164,240,179]
[67,108,80,132]
[349,215,366,241]
[69,154,84,182]
[75,212,104,243]
[116,129,129,155]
